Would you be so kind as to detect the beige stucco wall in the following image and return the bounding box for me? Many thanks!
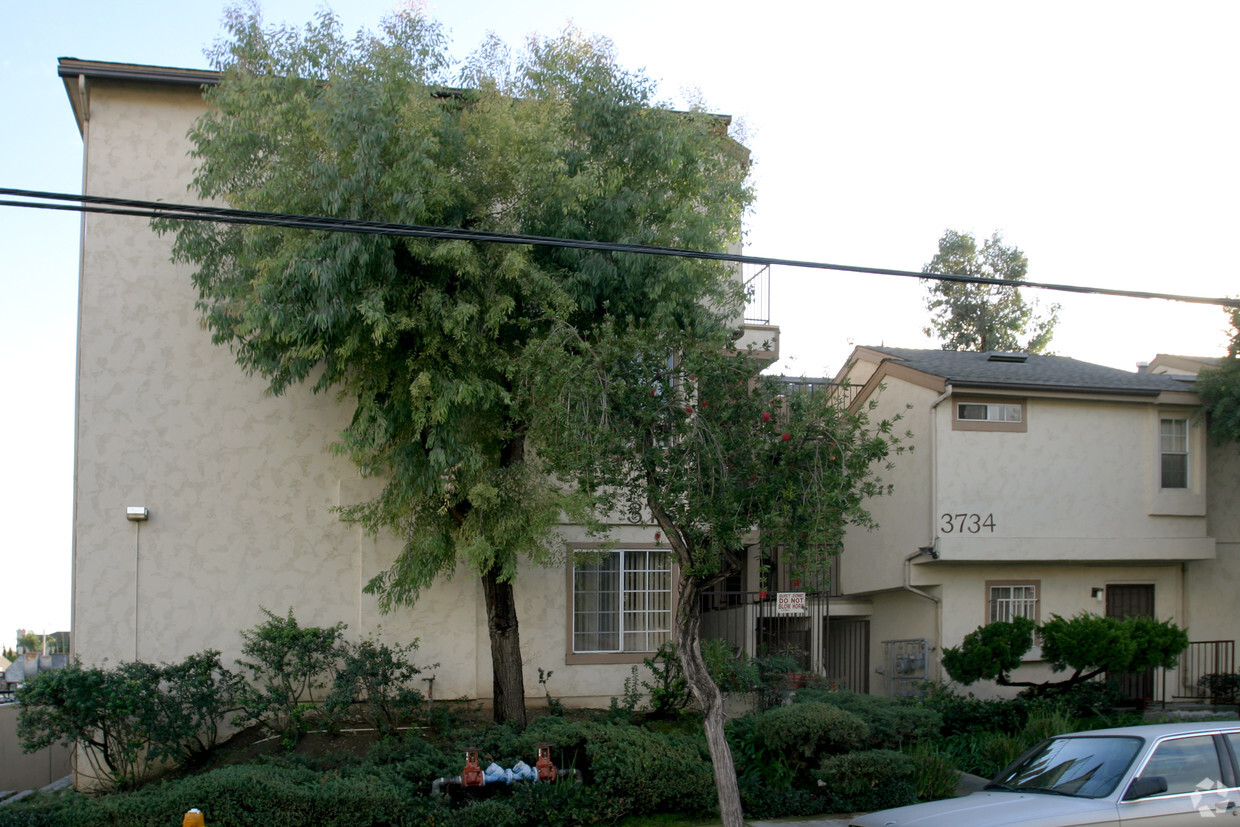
[0,704,72,790]
[935,396,1209,562]
[1187,441,1240,642]
[839,376,938,595]
[835,351,1227,697]
[68,78,656,708]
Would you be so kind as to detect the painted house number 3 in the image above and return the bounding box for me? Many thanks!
[940,513,996,534]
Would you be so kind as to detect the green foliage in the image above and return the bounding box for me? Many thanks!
[640,642,692,715]
[585,724,716,816]
[148,650,245,764]
[909,743,960,802]
[324,638,433,733]
[737,779,823,820]
[16,631,41,654]
[607,666,643,721]
[1199,672,1240,704]
[921,229,1059,353]
[944,613,1188,696]
[940,616,1036,686]
[1196,307,1240,444]
[910,682,1030,736]
[158,5,755,726]
[815,749,918,813]
[1040,613,1188,677]
[234,608,345,747]
[15,653,241,791]
[793,690,941,749]
[700,638,761,696]
[728,703,868,789]
[0,762,439,827]
[535,668,565,717]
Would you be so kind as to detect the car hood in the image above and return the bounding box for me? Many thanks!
[849,791,1119,827]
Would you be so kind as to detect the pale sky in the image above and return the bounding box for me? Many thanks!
[2,1,1237,647]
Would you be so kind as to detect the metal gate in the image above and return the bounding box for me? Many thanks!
[1107,585,1155,702]
[882,638,929,698]
[827,618,869,693]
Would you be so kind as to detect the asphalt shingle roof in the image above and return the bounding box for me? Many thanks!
[868,347,1196,395]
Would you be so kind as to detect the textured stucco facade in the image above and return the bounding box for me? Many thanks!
[60,63,704,708]
[834,346,1233,698]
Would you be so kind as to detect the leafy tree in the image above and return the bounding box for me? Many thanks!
[942,613,1188,695]
[921,229,1059,353]
[157,7,747,726]
[16,630,41,654]
[939,616,1036,687]
[1195,307,1240,444]
[529,322,906,826]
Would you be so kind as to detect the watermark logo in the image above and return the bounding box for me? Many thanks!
[1189,777,1231,817]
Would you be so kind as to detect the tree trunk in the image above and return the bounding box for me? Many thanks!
[675,575,745,827]
[482,563,527,727]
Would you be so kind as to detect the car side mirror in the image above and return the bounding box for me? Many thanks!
[1124,776,1168,801]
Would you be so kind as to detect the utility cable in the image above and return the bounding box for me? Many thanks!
[2,186,1236,309]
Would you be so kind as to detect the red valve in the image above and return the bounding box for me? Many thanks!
[461,747,485,787]
[535,742,557,782]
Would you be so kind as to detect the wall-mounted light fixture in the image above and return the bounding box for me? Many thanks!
[126,507,149,522]
[1091,587,1105,600]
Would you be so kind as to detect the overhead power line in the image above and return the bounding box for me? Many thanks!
[3,186,1237,309]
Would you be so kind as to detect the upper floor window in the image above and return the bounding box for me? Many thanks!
[958,402,1022,423]
[989,583,1038,624]
[1160,418,1189,489]
[572,549,672,655]
[953,399,1027,432]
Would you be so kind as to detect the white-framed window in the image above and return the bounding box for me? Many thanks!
[1160,417,1189,489]
[572,549,672,654]
[958,402,1023,423]
[989,583,1038,624]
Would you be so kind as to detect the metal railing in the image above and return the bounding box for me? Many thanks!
[742,262,770,325]
[1171,640,1236,701]
[699,591,828,673]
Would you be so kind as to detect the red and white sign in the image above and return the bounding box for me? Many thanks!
[775,592,806,616]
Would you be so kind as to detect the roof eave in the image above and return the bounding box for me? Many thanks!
[57,58,221,87]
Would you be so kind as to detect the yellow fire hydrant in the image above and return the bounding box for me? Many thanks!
[183,808,205,827]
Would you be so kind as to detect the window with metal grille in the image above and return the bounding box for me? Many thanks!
[1160,418,1189,489]
[990,584,1037,623]
[573,550,672,654]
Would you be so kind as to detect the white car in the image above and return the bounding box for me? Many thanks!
[850,721,1240,826]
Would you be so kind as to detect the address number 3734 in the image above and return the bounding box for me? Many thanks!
[940,513,996,534]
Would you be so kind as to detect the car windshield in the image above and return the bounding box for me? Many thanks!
[990,736,1143,798]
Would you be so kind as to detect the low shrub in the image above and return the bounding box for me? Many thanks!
[0,763,440,827]
[585,724,715,816]
[1199,672,1240,705]
[15,652,243,791]
[938,729,1026,778]
[233,608,346,749]
[507,780,631,826]
[795,690,941,749]
[737,775,823,820]
[324,638,433,734]
[729,703,868,789]
[909,743,960,802]
[816,749,918,813]
[910,682,1028,736]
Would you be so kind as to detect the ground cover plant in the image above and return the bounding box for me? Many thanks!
[8,655,976,827]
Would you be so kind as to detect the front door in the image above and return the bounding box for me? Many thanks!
[1107,584,1155,703]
